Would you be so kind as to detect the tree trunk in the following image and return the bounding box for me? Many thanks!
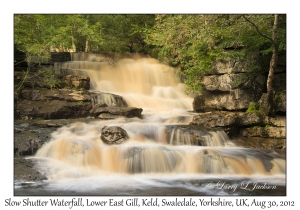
[266,14,279,94]
[243,14,280,116]
[71,35,76,52]
[260,14,279,116]
[85,38,89,52]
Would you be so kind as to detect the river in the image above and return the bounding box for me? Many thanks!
[14,53,286,196]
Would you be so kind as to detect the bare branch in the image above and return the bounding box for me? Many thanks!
[242,15,277,46]
[14,58,27,66]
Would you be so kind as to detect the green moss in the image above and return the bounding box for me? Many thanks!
[251,126,260,131]
[246,102,263,114]
[265,124,271,128]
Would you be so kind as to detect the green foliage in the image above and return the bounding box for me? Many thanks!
[251,126,260,131]
[96,14,155,53]
[265,124,271,128]
[14,14,286,94]
[14,14,156,56]
[37,67,61,89]
[145,14,286,93]
[246,102,263,114]
[145,15,247,93]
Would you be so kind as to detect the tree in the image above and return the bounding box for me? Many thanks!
[14,14,52,64]
[96,14,155,53]
[145,14,245,93]
[243,14,282,116]
[145,14,286,116]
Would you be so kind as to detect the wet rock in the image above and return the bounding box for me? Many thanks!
[124,146,181,173]
[15,99,92,120]
[98,113,119,119]
[91,92,128,107]
[14,89,116,120]
[89,103,108,112]
[14,157,46,182]
[101,126,129,145]
[165,125,229,146]
[61,75,90,90]
[90,106,143,118]
[14,118,100,156]
[14,125,55,156]
[16,89,133,120]
[21,89,93,102]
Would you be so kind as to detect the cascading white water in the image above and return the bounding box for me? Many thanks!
[30,53,286,195]
[58,54,193,112]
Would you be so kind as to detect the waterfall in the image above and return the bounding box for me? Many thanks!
[56,53,193,112]
[28,53,285,195]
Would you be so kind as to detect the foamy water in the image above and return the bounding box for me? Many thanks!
[17,53,286,195]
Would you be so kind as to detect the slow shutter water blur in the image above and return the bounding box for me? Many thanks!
[15,53,285,196]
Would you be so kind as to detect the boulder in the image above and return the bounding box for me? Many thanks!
[90,106,143,118]
[101,126,129,145]
[91,92,128,107]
